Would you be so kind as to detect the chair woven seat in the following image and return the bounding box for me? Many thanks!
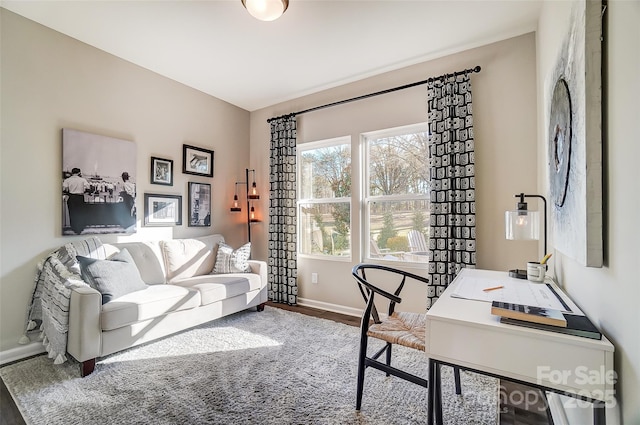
[367,311,425,351]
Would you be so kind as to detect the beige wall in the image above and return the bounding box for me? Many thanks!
[0,10,250,352]
[537,1,639,423]
[250,34,539,314]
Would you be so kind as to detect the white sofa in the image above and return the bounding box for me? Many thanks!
[66,234,267,376]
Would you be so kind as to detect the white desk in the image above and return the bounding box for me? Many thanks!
[425,268,615,425]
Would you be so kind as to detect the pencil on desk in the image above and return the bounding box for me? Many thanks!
[540,253,553,264]
[483,285,504,292]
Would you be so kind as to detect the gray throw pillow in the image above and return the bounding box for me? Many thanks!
[77,248,148,304]
[212,242,251,274]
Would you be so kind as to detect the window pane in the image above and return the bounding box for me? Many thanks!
[368,199,429,263]
[300,144,351,200]
[299,202,351,257]
[368,131,429,196]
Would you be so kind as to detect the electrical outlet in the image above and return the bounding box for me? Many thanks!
[311,273,318,284]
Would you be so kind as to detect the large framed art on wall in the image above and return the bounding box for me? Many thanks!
[62,129,137,235]
[546,0,603,267]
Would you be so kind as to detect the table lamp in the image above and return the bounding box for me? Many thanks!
[505,193,547,279]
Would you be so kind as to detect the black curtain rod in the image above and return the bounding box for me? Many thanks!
[267,65,481,123]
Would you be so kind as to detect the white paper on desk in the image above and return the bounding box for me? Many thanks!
[450,275,569,311]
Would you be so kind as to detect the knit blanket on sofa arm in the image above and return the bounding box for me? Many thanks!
[19,237,106,365]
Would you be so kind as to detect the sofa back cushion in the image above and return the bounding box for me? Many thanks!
[107,241,166,285]
[161,234,225,282]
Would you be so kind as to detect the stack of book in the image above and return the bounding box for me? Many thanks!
[491,301,601,340]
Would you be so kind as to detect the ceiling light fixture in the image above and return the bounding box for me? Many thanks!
[241,0,289,22]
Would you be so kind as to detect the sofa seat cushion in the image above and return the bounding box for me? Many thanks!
[173,273,262,306]
[101,285,201,331]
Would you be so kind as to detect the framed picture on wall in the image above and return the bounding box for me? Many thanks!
[62,128,137,236]
[188,182,211,227]
[143,193,182,226]
[547,1,603,267]
[150,157,173,186]
[182,144,214,177]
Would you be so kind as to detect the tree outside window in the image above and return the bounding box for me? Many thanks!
[298,137,351,258]
[365,123,430,263]
[297,124,429,264]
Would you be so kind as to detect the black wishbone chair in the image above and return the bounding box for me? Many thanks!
[352,263,461,411]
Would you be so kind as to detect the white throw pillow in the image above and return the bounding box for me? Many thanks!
[213,242,251,274]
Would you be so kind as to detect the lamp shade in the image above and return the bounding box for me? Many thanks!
[249,181,259,199]
[505,210,540,240]
[241,0,289,21]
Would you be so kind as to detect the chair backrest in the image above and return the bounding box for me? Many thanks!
[369,238,383,257]
[407,230,428,252]
[352,263,429,321]
[370,238,404,260]
[312,230,323,253]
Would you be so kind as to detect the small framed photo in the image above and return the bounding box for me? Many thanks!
[144,193,182,226]
[188,182,211,227]
[183,144,214,177]
[150,157,173,186]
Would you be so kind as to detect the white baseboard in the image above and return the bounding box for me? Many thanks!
[297,297,362,318]
[0,342,45,365]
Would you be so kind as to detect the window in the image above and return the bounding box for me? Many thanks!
[298,137,351,258]
[363,123,429,263]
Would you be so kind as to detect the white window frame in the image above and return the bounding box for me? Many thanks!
[297,136,352,261]
[361,122,430,265]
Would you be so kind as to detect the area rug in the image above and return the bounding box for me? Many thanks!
[1,306,498,424]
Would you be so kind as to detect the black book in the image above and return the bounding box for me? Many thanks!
[500,313,602,340]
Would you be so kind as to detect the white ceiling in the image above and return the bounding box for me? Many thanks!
[1,0,542,111]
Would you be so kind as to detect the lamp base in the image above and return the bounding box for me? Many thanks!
[508,269,527,279]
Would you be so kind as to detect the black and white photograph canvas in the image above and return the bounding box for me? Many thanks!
[188,182,211,227]
[62,128,137,235]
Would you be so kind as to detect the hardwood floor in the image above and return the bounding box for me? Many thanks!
[499,381,552,425]
[266,301,362,326]
[0,378,25,425]
[0,303,550,425]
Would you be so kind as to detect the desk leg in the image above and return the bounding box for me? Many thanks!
[428,358,435,425]
[435,363,443,425]
[593,400,606,425]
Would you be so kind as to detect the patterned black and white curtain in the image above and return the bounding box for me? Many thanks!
[426,74,476,308]
[268,116,298,305]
